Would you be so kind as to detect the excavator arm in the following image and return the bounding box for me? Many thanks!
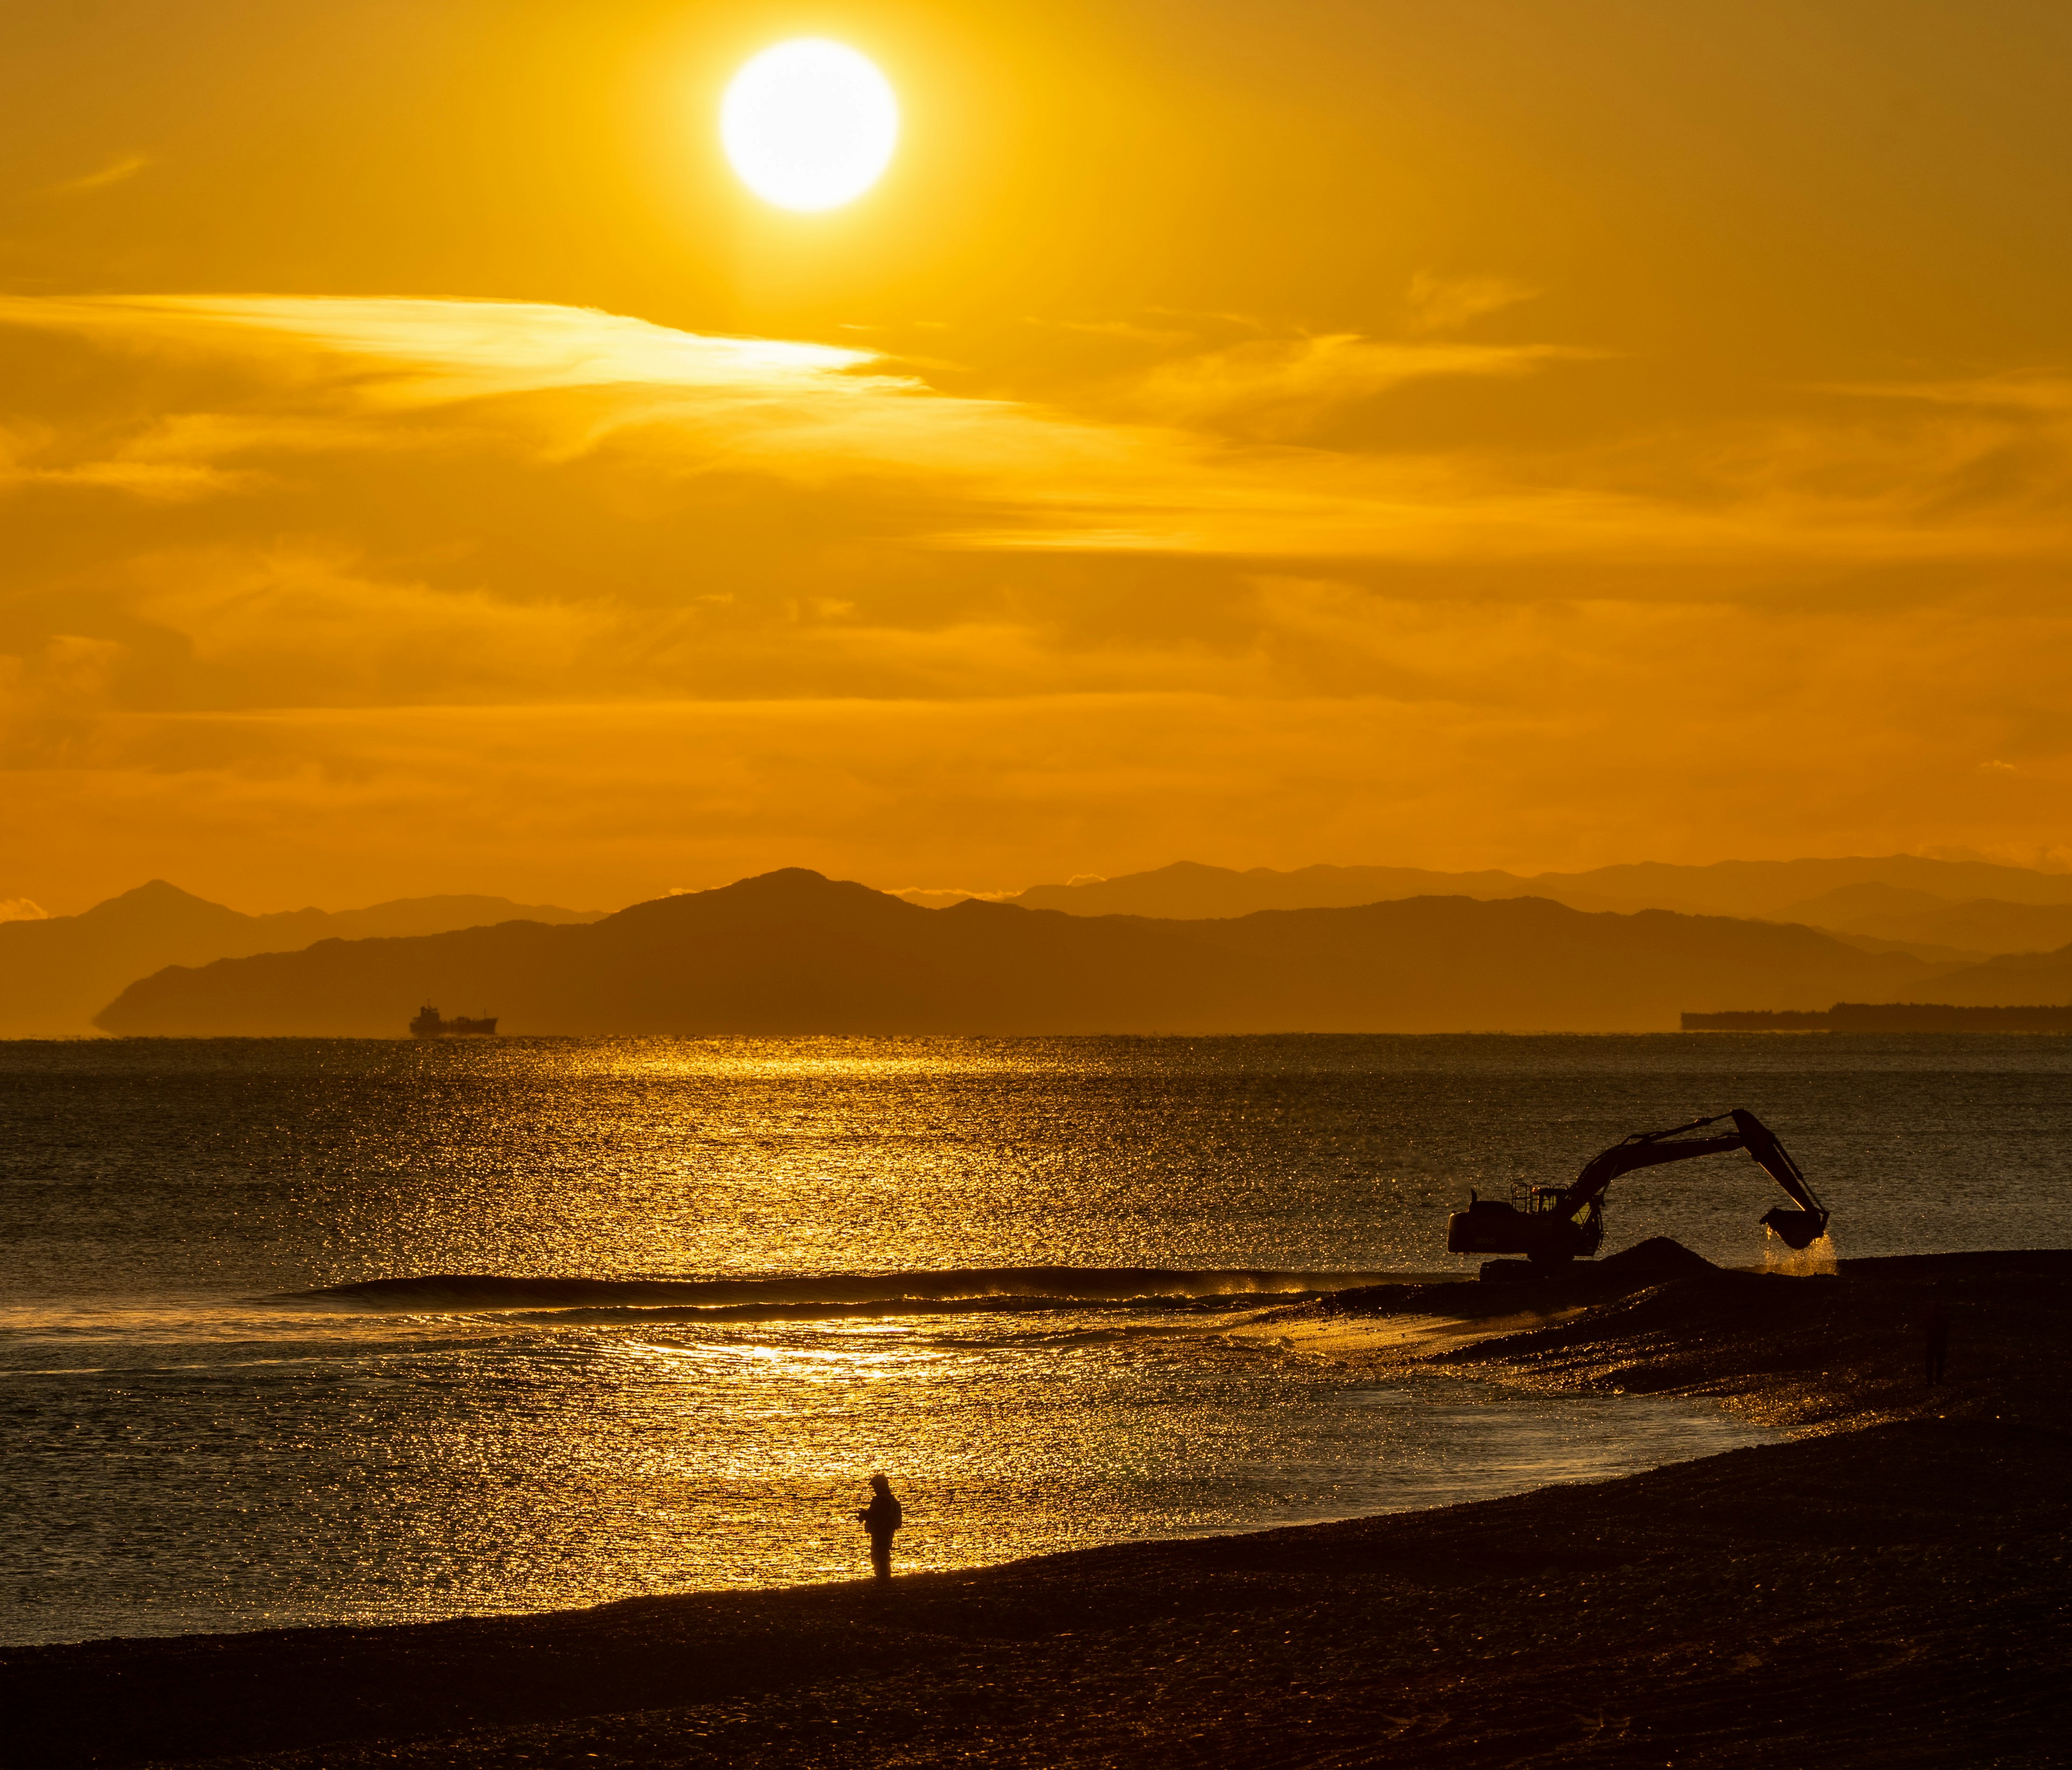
[1446,1108,1830,1266]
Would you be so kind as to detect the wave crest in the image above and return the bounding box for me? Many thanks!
[282,1266,1405,1314]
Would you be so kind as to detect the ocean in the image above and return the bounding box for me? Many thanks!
[4,1033,2067,1647]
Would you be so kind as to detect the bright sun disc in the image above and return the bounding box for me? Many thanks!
[721,39,898,213]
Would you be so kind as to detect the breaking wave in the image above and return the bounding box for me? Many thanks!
[281,1266,1403,1318]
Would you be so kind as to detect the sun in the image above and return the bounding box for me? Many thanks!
[720,39,899,213]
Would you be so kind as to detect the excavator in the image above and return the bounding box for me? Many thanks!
[1446,1108,1829,1272]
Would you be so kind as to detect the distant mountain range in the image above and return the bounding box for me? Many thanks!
[1760,882,2072,960]
[93,867,2047,1038]
[1910,944,2072,1012]
[1,881,604,1037]
[914,857,2072,954]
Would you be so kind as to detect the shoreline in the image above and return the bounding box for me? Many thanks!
[4,1249,2067,1768]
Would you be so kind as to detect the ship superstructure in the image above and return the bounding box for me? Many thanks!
[410,1004,498,1037]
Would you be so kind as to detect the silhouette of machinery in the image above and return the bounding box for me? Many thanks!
[1446,1108,1829,1272]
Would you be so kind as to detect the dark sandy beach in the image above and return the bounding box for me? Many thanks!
[5,1249,2067,1769]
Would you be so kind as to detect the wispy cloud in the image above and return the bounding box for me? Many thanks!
[4,291,2070,904]
[6,293,2064,569]
[44,153,150,196]
[1118,332,1587,439]
[1403,271,1539,334]
[1822,371,2072,414]
[0,294,873,404]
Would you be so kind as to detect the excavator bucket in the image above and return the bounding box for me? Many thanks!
[1760,1206,1828,1250]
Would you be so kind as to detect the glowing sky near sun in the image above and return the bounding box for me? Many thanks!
[3,2,2072,912]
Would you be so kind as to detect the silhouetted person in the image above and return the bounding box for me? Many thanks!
[857,1473,902,1580]
[1925,1307,1950,1385]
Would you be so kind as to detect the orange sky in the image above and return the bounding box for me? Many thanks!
[4,1,2071,913]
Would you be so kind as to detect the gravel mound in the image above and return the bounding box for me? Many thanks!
[1594,1235,1718,1282]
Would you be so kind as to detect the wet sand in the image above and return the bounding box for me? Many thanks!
[5,1250,2067,1769]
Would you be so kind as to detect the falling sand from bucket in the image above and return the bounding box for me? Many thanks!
[1763,1228,1839,1275]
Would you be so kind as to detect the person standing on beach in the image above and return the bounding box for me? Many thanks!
[1925,1307,1950,1384]
[857,1473,902,1580]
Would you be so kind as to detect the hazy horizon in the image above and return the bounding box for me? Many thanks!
[10,842,2072,925]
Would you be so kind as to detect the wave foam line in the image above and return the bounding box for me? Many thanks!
[282,1267,1410,1311]
[505,1291,1318,1325]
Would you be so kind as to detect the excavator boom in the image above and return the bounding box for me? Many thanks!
[1446,1108,1829,1268]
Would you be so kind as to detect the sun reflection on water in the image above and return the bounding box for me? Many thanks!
[8,1033,2070,1642]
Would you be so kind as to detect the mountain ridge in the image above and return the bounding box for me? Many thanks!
[963,855,2072,927]
[94,867,1972,1037]
[1,881,605,1037]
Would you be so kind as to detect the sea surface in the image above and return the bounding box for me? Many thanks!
[4,1033,2068,1647]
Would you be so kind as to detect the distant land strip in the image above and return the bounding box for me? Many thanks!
[1683,1002,2072,1032]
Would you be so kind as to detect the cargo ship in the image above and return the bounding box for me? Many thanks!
[410,1004,499,1037]
[1682,1002,2072,1033]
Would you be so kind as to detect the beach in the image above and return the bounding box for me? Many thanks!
[6,1247,2065,1769]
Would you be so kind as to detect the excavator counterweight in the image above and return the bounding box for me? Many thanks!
[1446,1108,1829,1271]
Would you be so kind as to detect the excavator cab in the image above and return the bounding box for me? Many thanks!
[1447,1184,1605,1266]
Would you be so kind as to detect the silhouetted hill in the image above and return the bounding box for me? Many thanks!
[1544,856,2072,917]
[1,881,604,1036]
[1769,883,2072,958]
[999,856,2072,924]
[1003,862,1630,917]
[1769,883,1957,926]
[95,869,1951,1036]
[1920,942,2072,1008]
